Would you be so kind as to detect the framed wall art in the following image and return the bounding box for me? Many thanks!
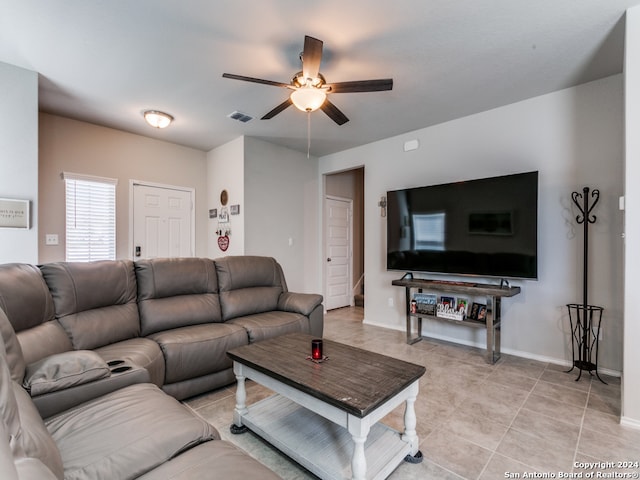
[0,198,30,229]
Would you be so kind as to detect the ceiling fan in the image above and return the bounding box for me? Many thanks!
[222,35,393,125]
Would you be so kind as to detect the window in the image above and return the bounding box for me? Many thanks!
[63,172,117,262]
[413,212,445,251]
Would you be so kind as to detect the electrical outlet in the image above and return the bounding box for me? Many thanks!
[388,297,394,307]
[45,234,59,246]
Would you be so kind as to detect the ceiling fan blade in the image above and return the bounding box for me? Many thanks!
[261,98,293,120]
[302,36,323,81]
[320,100,349,125]
[222,73,290,88]
[327,79,393,93]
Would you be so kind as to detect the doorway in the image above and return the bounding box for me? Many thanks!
[130,181,195,259]
[324,167,365,311]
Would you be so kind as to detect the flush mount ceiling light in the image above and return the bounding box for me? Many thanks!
[143,110,173,129]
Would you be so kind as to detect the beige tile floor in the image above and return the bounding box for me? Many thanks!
[185,307,640,479]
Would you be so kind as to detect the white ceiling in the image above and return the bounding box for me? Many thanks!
[1,0,638,157]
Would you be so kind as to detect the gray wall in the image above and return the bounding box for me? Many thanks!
[320,75,624,373]
[244,137,320,293]
[623,5,640,428]
[0,62,38,263]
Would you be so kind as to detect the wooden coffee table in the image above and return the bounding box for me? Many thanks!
[227,333,426,480]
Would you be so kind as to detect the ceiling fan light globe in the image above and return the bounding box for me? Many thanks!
[290,87,326,112]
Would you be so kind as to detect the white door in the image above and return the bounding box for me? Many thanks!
[132,182,194,259]
[325,197,352,310]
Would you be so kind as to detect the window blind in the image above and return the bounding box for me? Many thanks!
[63,173,117,262]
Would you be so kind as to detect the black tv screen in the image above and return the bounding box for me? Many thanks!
[386,171,538,279]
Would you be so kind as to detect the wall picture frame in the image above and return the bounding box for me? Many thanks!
[0,198,30,229]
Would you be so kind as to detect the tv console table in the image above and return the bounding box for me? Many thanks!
[392,277,521,364]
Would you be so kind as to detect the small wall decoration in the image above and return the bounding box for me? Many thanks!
[220,189,228,206]
[217,234,230,252]
[230,204,240,215]
[209,208,217,219]
[0,198,30,229]
[218,207,229,223]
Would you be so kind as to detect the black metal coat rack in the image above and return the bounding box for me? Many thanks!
[566,187,605,383]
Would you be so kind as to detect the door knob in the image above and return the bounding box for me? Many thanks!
[327,258,331,262]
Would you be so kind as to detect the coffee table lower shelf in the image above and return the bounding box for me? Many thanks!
[241,394,411,480]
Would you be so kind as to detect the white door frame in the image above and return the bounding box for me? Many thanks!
[128,179,196,260]
[323,195,354,310]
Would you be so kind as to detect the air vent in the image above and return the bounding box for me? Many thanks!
[227,111,253,123]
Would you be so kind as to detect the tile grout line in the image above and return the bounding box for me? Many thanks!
[476,362,546,478]
[572,376,592,473]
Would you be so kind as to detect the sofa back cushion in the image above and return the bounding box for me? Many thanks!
[0,309,26,383]
[0,264,71,368]
[136,258,222,336]
[40,261,139,350]
[215,256,287,321]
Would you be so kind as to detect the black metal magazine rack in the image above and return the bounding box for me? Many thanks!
[566,187,606,383]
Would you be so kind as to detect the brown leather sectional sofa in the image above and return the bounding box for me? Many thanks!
[0,255,323,479]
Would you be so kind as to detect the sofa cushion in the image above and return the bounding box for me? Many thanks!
[45,383,218,480]
[0,340,21,454]
[12,385,64,479]
[136,258,223,336]
[0,264,70,370]
[0,264,56,332]
[0,418,19,480]
[0,309,26,383]
[149,323,248,384]
[136,257,219,299]
[135,441,281,480]
[40,261,140,350]
[13,457,58,480]
[23,351,110,396]
[228,311,309,343]
[14,322,73,368]
[95,337,165,387]
[161,369,236,401]
[215,256,286,291]
[215,256,286,321]
[219,286,283,321]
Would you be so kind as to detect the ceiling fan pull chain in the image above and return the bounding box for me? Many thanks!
[307,111,311,158]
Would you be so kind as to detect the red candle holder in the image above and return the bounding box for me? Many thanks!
[311,339,323,360]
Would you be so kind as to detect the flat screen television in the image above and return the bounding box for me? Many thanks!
[386,171,538,279]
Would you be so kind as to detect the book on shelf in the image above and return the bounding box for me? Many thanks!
[456,298,469,315]
[440,296,455,307]
[469,302,487,322]
[413,293,437,315]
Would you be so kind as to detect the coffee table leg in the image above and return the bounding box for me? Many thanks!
[230,363,249,434]
[348,417,371,480]
[401,381,422,462]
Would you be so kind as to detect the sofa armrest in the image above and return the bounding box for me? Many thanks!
[23,350,111,396]
[32,361,150,419]
[277,292,323,316]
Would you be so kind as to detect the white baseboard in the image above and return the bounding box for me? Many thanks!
[363,317,622,377]
[620,416,640,430]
